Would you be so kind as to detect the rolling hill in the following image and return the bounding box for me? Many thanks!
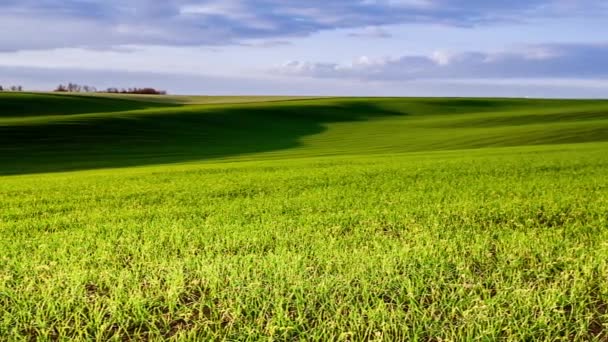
[1,93,607,175]
[1,93,608,340]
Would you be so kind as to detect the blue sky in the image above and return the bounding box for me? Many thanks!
[1,0,607,97]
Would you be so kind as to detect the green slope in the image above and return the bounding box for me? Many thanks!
[2,93,608,340]
[66,93,320,105]
[0,92,174,118]
[1,94,607,175]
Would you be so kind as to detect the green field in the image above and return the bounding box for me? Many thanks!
[1,93,608,340]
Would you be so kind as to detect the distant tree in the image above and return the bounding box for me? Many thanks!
[67,83,81,92]
[17,86,22,91]
[53,83,98,93]
[97,86,167,95]
[135,87,166,95]
[0,85,3,91]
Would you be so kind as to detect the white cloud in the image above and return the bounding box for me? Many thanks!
[276,43,608,81]
[5,65,608,98]
[1,0,607,51]
[360,0,436,9]
[430,51,452,65]
[348,26,392,38]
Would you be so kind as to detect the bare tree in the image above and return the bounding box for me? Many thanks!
[67,83,82,92]
[52,82,166,95]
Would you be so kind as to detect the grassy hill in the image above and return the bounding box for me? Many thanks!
[1,93,608,175]
[1,93,608,340]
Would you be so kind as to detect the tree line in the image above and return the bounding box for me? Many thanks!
[55,83,167,95]
[0,85,24,91]
[0,83,167,95]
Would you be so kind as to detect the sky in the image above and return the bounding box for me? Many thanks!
[1,0,607,97]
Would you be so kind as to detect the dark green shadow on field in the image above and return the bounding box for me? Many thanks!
[0,93,176,118]
[0,100,403,175]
